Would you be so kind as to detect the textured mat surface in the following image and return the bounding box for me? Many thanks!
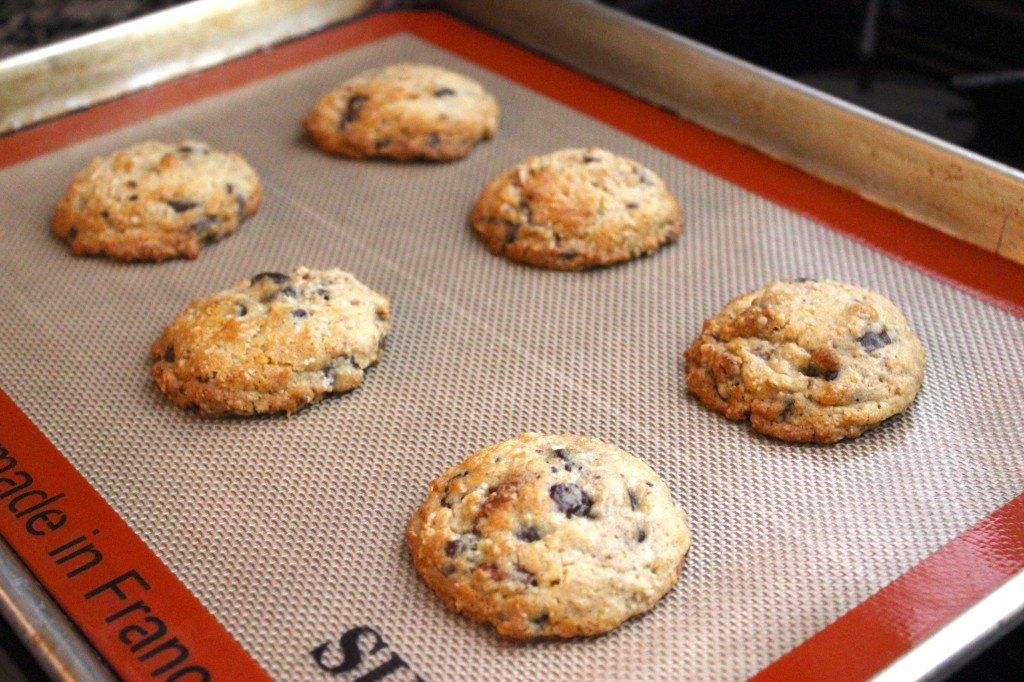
[1,33,1023,681]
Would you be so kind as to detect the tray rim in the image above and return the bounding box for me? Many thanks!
[3,0,1024,265]
[435,0,1024,265]
[0,537,116,682]
[0,0,383,135]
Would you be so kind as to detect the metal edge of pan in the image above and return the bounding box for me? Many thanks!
[0,538,117,682]
[436,0,1024,265]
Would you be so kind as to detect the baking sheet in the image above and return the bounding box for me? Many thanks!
[1,32,1023,681]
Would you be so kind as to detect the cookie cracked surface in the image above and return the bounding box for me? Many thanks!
[53,140,262,261]
[304,63,499,161]
[151,267,390,416]
[471,147,683,270]
[407,433,691,639]
[684,279,926,443]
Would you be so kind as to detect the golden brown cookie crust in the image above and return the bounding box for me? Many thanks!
[407,433,691,639]
[304,63,499,161]
[151,267,390,416]
[53,140,262,262]
[471,147,683,270]
[685,279,926,443]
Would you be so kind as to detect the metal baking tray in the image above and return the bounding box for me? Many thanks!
[1,1,1023,680]
[4,0,1023,266]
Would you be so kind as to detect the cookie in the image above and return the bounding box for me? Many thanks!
[304,63,499,161]
[407,433,691,639]
[151,267,389,416]
[685,279,926,443]
[53,140,262,262]
[470,147,683,270]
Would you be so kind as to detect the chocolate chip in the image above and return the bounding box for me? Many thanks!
[322,365,335,386]
[67,227,77,241]
[560,250,580,259]
[551,447,579,471]
[225,183,234,194]
[188,216,214,234]
[342,94,367,127]
[502,220,519,243]
[550,483,592,518]
[167,200,199,213]
[637,525,647,543]
[532,613,549,627]
[427,133,440,147]
[511,563,538,586]
[626,201,639,209]
[858,330,892,352]
[441,471,470,508]
[794,277,817,283]
[445,533,478,557]
[375,136,391,151]
[805,364,840,381]
[281,285,299,298]
[178,145,194,154]
[582,152,600,163]
[434,87,456,97]
[100,210,109,220]
[126,180,137,189]
[238,304,248,317]
[251,272,290,285]
[628,490,639,511]
[292,308,309,319]
[163,346,175,362]
[516,527,541,543]
[315,288,330,300]
[779,399,795,421]
[128,194,138,201]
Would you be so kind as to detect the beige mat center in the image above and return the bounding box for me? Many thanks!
[1,33,1023,682]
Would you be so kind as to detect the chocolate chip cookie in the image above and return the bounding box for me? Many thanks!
[151,267,390,416]
[304,63,499,161]
[685,279,926,443]
[53,140,262,262]
[407,433,691,639]
[470,147,683,270]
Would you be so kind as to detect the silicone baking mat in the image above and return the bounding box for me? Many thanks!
[1,12,1024,682]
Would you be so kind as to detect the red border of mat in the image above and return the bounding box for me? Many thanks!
[2,10,1023,681]
[0,389,271,681]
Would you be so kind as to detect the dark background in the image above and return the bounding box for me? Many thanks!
[604,0,1024,171]
[1,0,1022,679]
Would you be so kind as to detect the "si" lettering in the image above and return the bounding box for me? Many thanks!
[310,626,425,681]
